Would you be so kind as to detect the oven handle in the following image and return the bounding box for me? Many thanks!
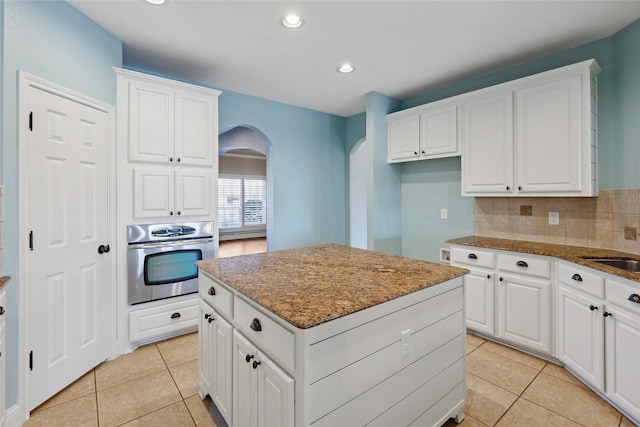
[128,238,214,250]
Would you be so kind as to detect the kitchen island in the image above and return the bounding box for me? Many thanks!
[196,244,468,427]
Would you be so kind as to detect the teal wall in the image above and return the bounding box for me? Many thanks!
[2,0,123,409]
[397,21,640,262]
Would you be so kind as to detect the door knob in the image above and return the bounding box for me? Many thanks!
[97,244,110,254]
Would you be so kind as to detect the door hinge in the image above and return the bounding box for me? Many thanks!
[29,351,33,371]
[29,112,33,131]
[29,231,34,251]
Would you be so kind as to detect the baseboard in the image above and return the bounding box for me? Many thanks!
[5,403,25,427]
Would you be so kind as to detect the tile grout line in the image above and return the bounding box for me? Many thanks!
[491,363,547,426]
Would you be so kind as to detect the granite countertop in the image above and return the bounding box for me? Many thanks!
[196,244,468,329]
[447,235,640,283]
[0,276,9,289]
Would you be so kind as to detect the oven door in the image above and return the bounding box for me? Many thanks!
[128,238,214,305]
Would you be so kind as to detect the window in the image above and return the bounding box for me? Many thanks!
[219,177,267,229]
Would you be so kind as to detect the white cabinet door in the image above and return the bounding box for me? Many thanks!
[515,74,582,194]
[257,351,294,427]
[464,270,495,335]
[419,105,458,158]
[497,273,551,353]
[175,90,215,166]
[133,168,175,218]
[388,114,420,162]
[605,307,640,421]
[199,300,214,398]
[128,80,174,163]
[461,91,514,195]
[175,169,211,217]
[234,330,259,427]
[557,286,604,390]
[212,312,233,425]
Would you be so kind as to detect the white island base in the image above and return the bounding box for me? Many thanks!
[199,272,466,427]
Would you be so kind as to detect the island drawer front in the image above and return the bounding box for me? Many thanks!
[234,297,295,371]
[307,286,463,383]
[558,262,604,299]
[606,277,640,316]
[129,297,198,343]
[451,246,494,269]
[311,337,464,427]
[308,309,464,422]
[199,272,233,319]
[497,253,551,279]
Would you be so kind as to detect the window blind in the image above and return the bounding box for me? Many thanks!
[219,177,267,229]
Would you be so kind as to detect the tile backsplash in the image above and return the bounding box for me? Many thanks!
[474,189,640,255]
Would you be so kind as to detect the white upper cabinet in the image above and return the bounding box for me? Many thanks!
[175,90,216,166]
[461,59,600,197]
[388,103,459,163]
[461,91,514,194]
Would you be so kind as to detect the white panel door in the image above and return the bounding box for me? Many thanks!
[557,286,604,390]
[128,80,174,163]
[212,312,233,425]
[388,114,420,162]
[605,307,640,421]
[464,271,495,335]
[133,168,174,218]
[516,75,582,193]
[497,274,551,353]
[175,90,214,166]
[27,86,109,409]
[419,105,458,158]
[233,330,258,427]
[461,91,514,195]
[175,169,211,217]
[258,351,294,427]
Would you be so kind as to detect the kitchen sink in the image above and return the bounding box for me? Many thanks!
[583,258,640,273]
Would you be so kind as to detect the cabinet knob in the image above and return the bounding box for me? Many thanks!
[487,274,491,279]
[628,294,640,304]
[250,318,262,332]
[252,360,261,369]
[169,157,174,162]
[204,313,210,320]
[170,211,174,216]
[177,158,181,163]
[413,151,418,156]
[603,311,612,318]
[467,253,477,260]
[516,261,528,268]
[589,305,598,311]
[245,354,254,363]
[0,307,4,316]
[506,186,510,191]
[499,277,504,282]
[421,150,425,155]
[208,286,216,296]
[170,312,181,319]
[177,211,181,216]
[571,274,583,282]
[518,186,523,191]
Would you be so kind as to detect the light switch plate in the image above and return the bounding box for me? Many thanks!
[548,211,560,225]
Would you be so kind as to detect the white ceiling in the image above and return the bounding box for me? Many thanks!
[68,0,640,117]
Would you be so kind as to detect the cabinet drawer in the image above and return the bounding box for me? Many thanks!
[606,277,640,317]
[558,262,604,299]
[199,272,233,319]
[498,253,551,279]
[234,297,295,371]
[129,297,198,342]
[451,246,494,269]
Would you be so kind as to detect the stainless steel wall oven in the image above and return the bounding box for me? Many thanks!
[127,221,214,305]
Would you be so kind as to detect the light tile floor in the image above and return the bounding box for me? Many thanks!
[24,331,638,426]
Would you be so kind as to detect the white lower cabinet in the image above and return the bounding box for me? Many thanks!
[199,300,233,425]
[129,297,199,343]
[232,330,294,427]
[497,272,551,354]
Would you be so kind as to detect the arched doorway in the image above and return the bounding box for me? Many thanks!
[218,125,272,255]
[350,138,368,249]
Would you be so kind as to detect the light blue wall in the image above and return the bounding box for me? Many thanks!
[2,0,122,408]
[217,90,347,250]
[367,92,403,255]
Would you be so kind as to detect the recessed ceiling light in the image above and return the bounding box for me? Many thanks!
[282,14,303,29]
[338,64,355,74]
[146,0,166,5]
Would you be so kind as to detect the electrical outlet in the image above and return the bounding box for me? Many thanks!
[440,208,448,219]
[401,329,411,356]
[548,211,560,225]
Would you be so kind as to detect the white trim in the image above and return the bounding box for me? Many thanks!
[113,67,222,97]
[220,153,266,160]
[17,71,117,422]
